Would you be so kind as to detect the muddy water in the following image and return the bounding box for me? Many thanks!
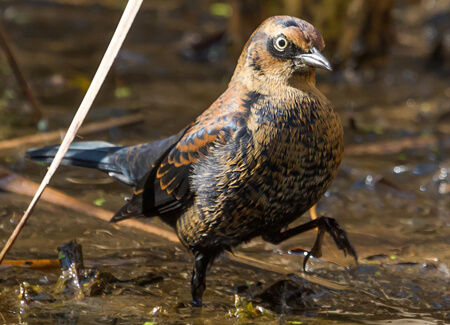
[0,1,449,324]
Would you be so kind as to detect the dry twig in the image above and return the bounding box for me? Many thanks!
[0,19,42,122]
[0,113,144,151]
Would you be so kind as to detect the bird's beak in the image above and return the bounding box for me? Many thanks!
[298,47,332,71]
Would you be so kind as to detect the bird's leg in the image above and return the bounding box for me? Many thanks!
[191,251,214,307]
[263,216,357,270]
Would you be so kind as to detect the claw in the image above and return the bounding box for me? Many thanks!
[303,251,312,271]
[327,218,358,263]
[191,272,206,307]
[303,216,358,271]
[192,294,203,307]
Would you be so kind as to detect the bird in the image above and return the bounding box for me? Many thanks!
[27,16,357,307]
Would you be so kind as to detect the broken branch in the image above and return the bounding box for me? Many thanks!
[345,134,449,156]
[0,19,42,123]
[0,113,144,151]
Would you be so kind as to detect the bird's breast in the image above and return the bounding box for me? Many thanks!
[245,100,344,226]
[178,93,344,249]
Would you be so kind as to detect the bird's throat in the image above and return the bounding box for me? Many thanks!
[289,70,317,89]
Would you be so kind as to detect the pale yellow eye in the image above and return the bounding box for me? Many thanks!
[274,37,288,51]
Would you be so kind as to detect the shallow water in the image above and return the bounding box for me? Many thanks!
[0,0,449,324]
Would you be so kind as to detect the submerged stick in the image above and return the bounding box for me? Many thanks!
[0,259,60,269]
[0,113,144,151]
[0,166,347,290]
[228,253,346,291]
[0,20,42,123]
[0,166,178,243]
[345,134,450,156]
[0,0,144,264]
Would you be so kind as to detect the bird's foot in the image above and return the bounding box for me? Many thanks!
[303,216,358,271]
[191,251,214,307]
[191,283,205,307]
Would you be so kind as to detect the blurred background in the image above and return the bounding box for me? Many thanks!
[0,0,449,324]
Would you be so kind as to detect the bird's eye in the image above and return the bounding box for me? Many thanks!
[274,37,288,52]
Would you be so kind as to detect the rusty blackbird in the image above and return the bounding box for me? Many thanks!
[28,16,357,306]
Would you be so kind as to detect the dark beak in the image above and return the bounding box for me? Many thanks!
[298,47,332,71]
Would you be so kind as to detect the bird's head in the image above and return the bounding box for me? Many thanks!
[233,16,331,91]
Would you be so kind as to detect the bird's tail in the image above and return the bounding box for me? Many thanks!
[26,127,188,187]
[26,141,126,179]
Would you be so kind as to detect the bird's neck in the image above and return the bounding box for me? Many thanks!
[231,68,317,96]
[228,68,333,131]
[247,90,328,129]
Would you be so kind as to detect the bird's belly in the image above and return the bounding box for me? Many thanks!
[178,127,342,250]
[213,135,340,244]
[243,143,335,228]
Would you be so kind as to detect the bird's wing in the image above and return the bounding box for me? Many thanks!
[112,87,250,222]
[106,127,190,186]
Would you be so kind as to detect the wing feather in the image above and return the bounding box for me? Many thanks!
[112,85,252,222]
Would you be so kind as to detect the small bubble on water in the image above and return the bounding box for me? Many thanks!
[423,26,437,42]
[384,73,395,86]
[422,0,435,10]
[365,175,374,186]
[393,165,408,174]
[438,168,448,180]
[406,98,416,108]
[445,88,450,98]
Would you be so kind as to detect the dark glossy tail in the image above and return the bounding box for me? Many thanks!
[27,128,189,188]
[26,142,133,183]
